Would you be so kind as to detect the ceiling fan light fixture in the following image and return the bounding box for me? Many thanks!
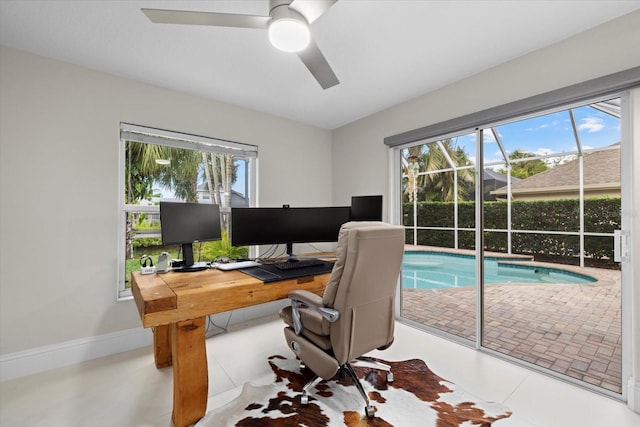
[269,18,310,52]
[142,0,339,88]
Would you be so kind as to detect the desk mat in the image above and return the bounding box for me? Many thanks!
[239,260,334,283]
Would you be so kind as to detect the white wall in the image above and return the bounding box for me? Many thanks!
[332,10,640,211]
[0,46,333,356]
[1,10,639,407]
[331,10,640,410]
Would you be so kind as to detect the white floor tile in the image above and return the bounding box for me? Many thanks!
[1,315,638,427]
[505,370,639,427]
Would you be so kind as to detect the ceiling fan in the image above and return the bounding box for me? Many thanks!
[141,0,339,89]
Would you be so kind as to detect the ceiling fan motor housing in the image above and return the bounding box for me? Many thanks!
[269,0,308,26]
[268,0,310,52]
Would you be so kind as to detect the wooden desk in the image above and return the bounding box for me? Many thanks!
[131,268,330,427]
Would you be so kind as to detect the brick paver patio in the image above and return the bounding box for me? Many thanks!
[401,250,622,394]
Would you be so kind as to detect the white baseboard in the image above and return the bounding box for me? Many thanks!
[0,327,153,382]
[629,377,640,414]
[1,303,286,383]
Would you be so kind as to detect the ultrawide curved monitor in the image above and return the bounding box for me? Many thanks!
[230,206,350,255]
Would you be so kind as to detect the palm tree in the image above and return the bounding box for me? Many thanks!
[125,141,161,204]
[428,140,474,201]
[402,140,474,202]
[201,153,237,205]
[202,152,218,205]
[125,142,186,258]
[154,147,201,202]
[402,146,423,202]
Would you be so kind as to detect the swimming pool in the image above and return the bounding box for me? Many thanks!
[402,251,596,289]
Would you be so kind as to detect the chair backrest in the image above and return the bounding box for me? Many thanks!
[322,221,405,365]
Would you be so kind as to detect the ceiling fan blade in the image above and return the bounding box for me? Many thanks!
[289,0,337,24]
[297,40,339,89]
[141,8,271,29]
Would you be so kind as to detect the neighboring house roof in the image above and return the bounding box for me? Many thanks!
[492,146,620,197]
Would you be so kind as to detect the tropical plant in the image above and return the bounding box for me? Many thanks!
[402,146,423,202]
[201,230,248,260]
[125,141,159,204]
[154,147,201,202]
[498,149,549,179]
[402,140,474,203]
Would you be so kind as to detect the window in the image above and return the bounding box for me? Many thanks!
[117,124,257,299]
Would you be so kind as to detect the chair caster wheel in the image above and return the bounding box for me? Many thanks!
[301,393,309,406]
[365,405,375,418]
[386,372,394,383]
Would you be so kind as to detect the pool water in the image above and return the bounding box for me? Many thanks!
[402,251,596,290]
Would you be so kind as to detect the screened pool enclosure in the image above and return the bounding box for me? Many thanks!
[401,98,621,269]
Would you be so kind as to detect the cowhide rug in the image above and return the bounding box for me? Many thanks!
[197,355,512,427]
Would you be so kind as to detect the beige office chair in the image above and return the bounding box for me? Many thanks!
[280,221,405,418]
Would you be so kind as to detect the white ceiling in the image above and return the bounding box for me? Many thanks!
[1,0,639,129]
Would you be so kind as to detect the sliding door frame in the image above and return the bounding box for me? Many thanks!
[388,68,639,403]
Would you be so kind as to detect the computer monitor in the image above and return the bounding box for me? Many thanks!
[350,195,383,221]
[230,206,351,257]
[160,201,222,272]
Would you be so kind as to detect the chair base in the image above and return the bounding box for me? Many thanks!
[299,357,393,419]
[352,357,393,383]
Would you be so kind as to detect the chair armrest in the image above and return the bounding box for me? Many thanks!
[288,289,323,306]
[288,290,340,335]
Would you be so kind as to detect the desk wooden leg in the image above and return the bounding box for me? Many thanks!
[153,325,172,368]
[171,317,208,427]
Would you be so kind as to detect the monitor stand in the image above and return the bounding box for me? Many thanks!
[285,243,323,263]
[285,242,301,262]
[173,264,207,273]
[173,243,207,273]
[286,242,294,259]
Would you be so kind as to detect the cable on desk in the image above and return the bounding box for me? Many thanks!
[205,312,233,338]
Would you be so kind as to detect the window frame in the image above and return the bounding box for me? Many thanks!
[117,123,257,300]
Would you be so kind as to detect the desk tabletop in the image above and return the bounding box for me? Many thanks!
[131,268,330,328]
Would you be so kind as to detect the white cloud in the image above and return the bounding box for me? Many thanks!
[535,148,554,157]
[525,120,560,132]
[578,117,605,133]
[482,129,498,143]
[467,130,499,143]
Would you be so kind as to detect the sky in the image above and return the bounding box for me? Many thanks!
[156,99,621,201]
[448,100,621,167]
[232,159,247,195]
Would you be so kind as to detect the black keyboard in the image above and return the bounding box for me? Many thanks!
[274,259,325,271]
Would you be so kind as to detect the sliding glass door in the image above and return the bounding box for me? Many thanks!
[398,96,625,395]
[400,135,477,341]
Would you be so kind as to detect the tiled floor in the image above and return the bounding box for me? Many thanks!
[1,315,638,427]
[402,256,622,393]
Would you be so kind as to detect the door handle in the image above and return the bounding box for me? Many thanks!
[613,230,630,263]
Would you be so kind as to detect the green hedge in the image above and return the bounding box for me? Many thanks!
[403,198,620,264]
